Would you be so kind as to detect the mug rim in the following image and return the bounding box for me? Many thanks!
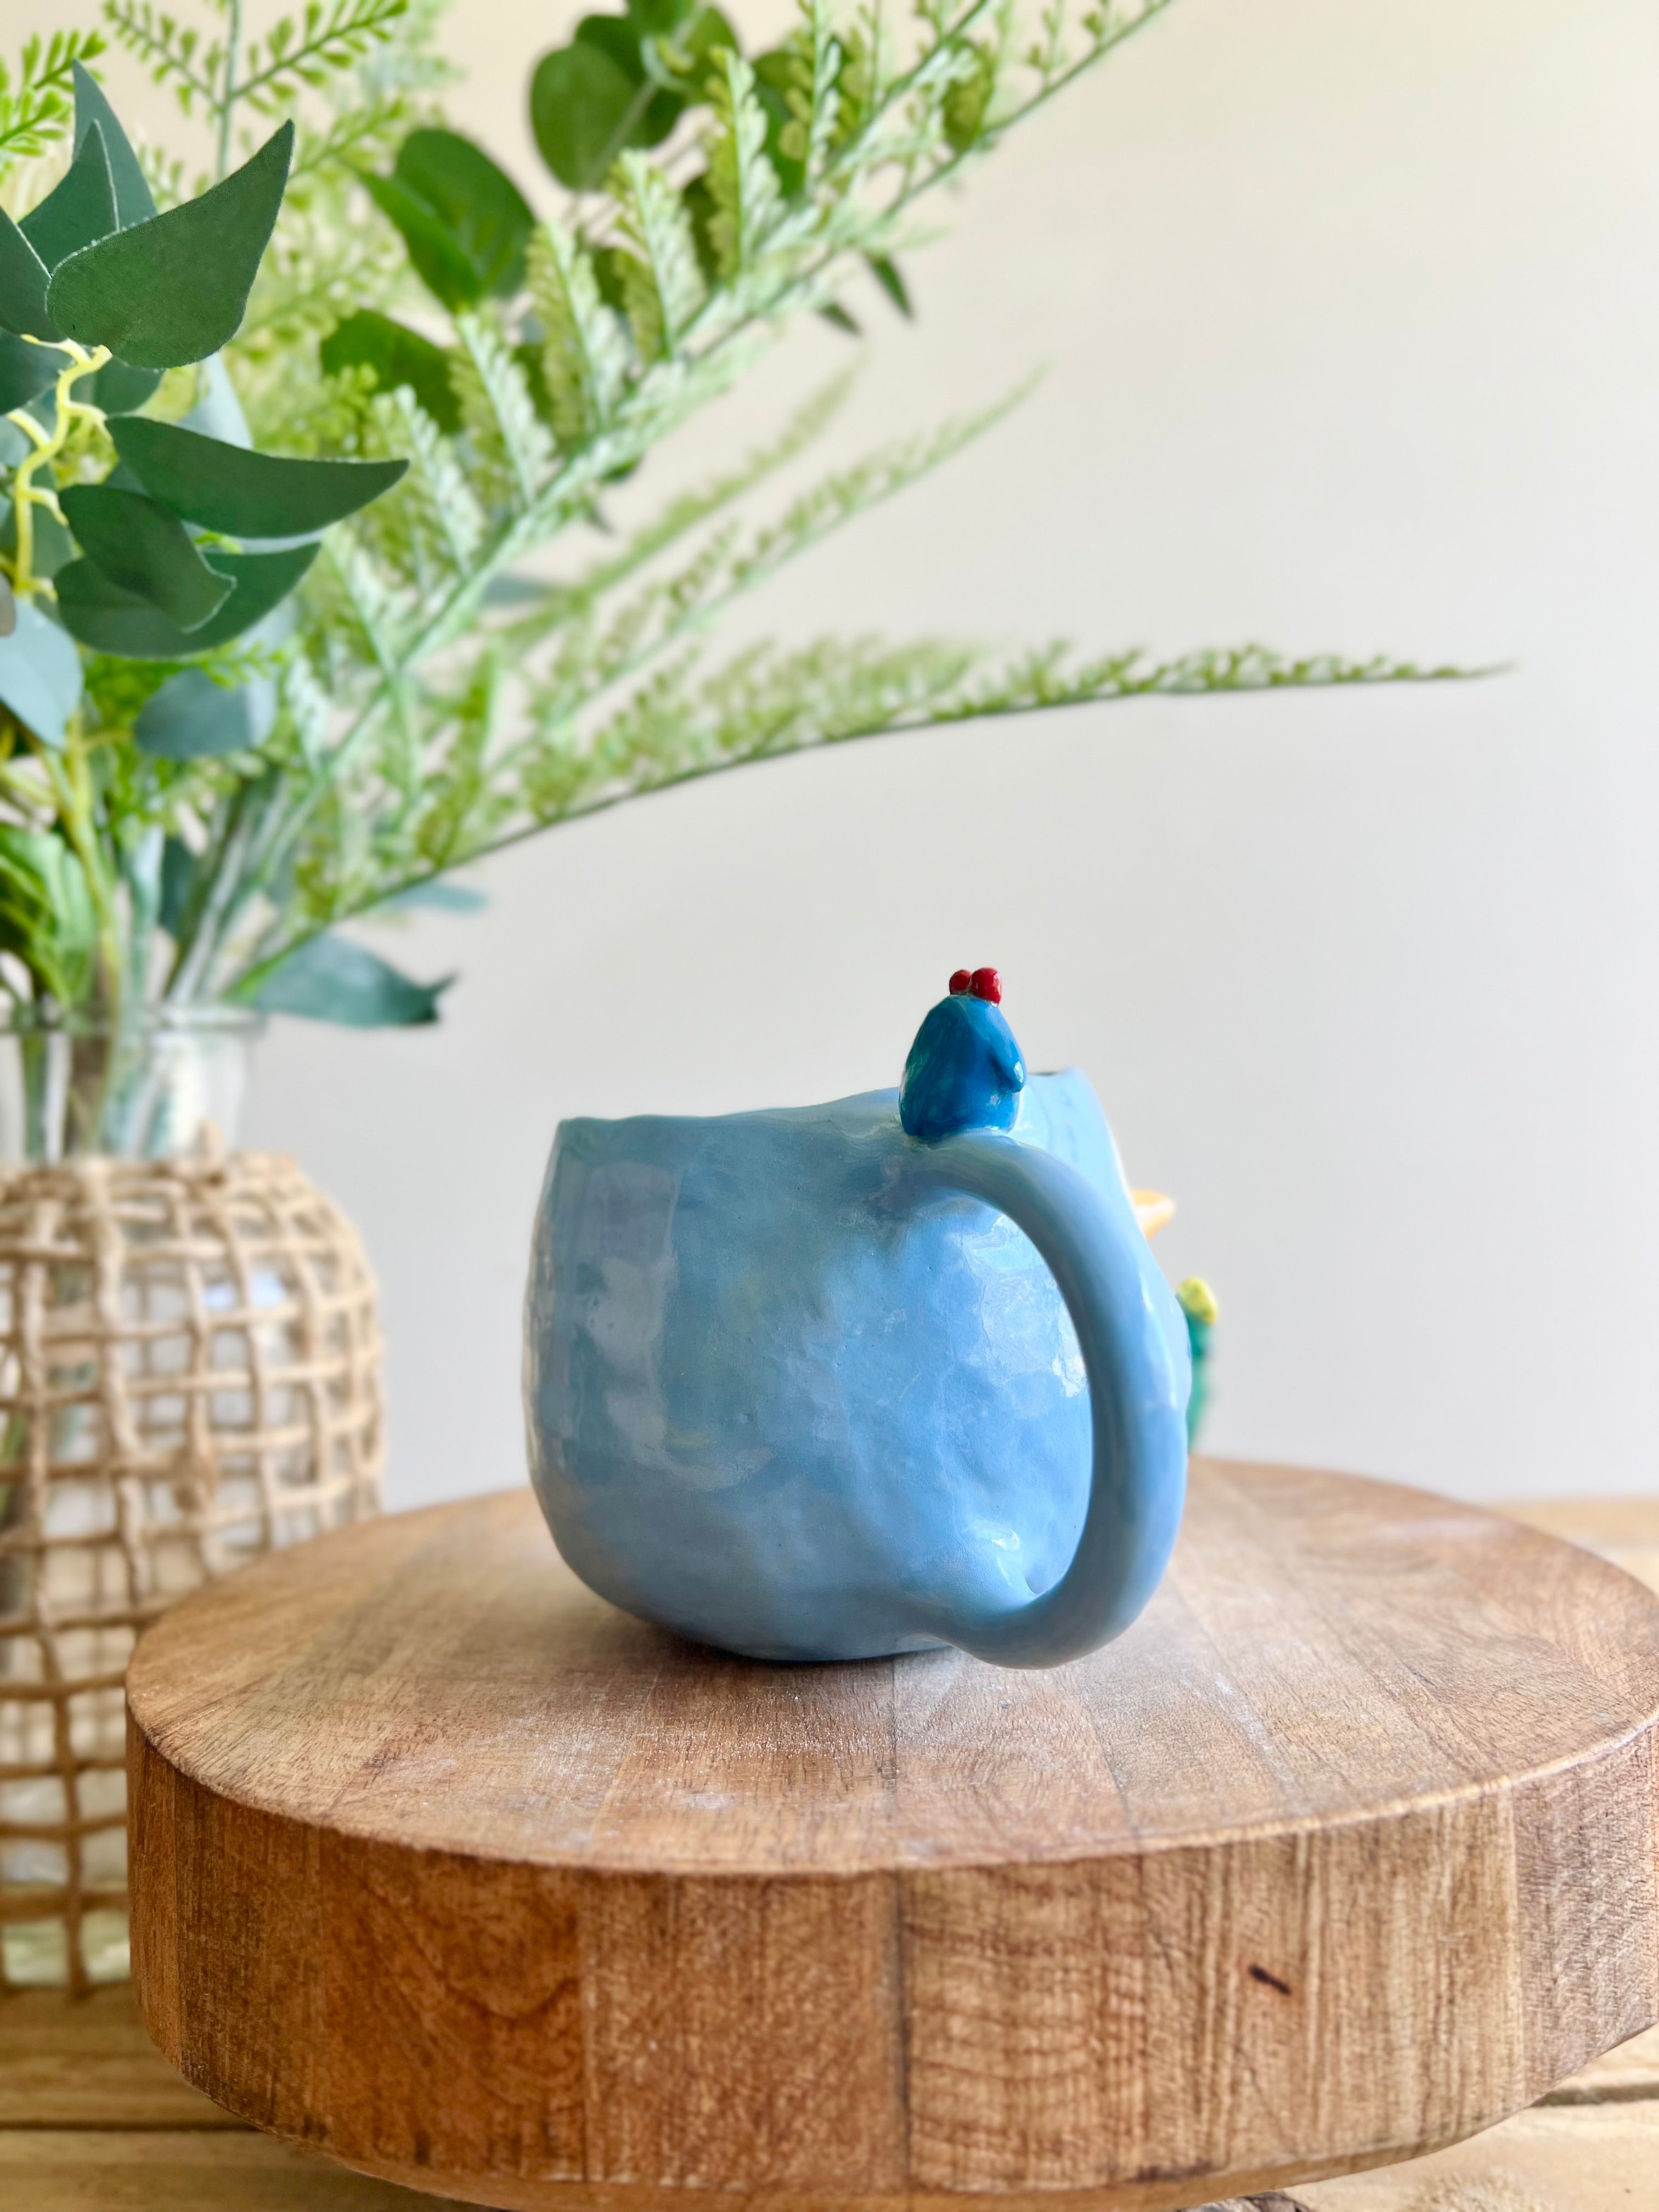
[552,1067,1090,1137]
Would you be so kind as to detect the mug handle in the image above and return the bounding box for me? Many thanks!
[896,1130,1190,1669]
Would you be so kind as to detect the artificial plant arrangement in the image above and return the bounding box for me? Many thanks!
[0,0,1455,1150]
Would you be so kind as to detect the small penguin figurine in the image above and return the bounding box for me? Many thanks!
[900,967,1026,1141]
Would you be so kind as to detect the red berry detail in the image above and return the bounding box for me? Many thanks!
[969,967,1002,1004]
[948,969,972,995]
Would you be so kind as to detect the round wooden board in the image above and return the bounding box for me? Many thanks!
[127,1460,1659,2212]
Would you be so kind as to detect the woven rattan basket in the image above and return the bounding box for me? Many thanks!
[0,1148,382,1990]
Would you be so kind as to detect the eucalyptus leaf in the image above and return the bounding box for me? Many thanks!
[625,0,696,32]
[55,542,319,657]
[34,507,75,583]
[365,131,532,310]
[47,123,294,369]
[136,668,278,759]
[360,171,482,312]
[109,417,408,538]
[531,41,648,191]
[574,15,682,144]
[72,61,157,229]
[0,599,83,747]
[20,124,117,271]
[83,358,163,414]
[672,7,740,85]
[0,213,57,341]
[0,577,12,639]
[248,932,452,1026]
[400,131,534,295]
[0,330,65,413]
[59,484,235,631]
[1,495,75,583]
[320,311,460,433]
[577,14,651,80]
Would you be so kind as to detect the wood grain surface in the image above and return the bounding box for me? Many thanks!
[11,1995,1658,2212]
[125,1462,1659,2212]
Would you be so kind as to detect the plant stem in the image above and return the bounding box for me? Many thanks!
[216,0,244,183]
[27,726,125,1024]
[163,774,271,1003]
[3,342,109,598]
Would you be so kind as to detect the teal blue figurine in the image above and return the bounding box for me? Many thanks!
[900,966,1025,1139]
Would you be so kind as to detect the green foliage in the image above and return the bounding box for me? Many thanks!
[20,122,117,268]
[527,1,741,193]
[69,60,156,224]
[0,57,408,1022]
[526,222,629,445]
[0,0,1476,1046]
[0,32,106,181]
[102,0,408,173]
[0,331,63,412]
[531,40,654,195]
[56,540,321,654]
[0,210,56,340]
[136,664,275,755]
[0,824,98,1001]
[360,127,532,309]
[0,597,83,746]
[611,153,706,362]
[705,50,782,280]
[245,923,447,1022]
[59,482,235,628]
[48,123,295,365]
[111,414,405,533]
[319,308,459,430]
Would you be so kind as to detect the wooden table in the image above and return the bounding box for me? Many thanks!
[4,1484,1658,2212]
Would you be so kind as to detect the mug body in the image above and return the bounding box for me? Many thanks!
[525,1071,1152,1660]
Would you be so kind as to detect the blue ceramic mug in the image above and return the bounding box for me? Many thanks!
[524,1003,1191,1669]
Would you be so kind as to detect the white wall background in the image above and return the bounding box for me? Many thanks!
[24,0,1659,1505]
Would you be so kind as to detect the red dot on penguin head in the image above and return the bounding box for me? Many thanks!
[948,969,972,996]
[968,967,1002,1005]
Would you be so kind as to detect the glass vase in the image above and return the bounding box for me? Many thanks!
[0,1004,262,1165]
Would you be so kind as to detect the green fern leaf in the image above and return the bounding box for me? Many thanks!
[527,221,629,445]
[379,385,486,577]
[101,3,218,112]
[321,525,417,667]
[0,30,107,177]
[282,648,332,769]
[800,0,843,184]
[533,369,855,631]
[234,0,409,114]
[706,51,782,280]
[452,313,555,510]
[611,150,706,363]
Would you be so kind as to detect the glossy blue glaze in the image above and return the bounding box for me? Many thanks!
[524,1069,1191,1668]
[900,991,1026,1138]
